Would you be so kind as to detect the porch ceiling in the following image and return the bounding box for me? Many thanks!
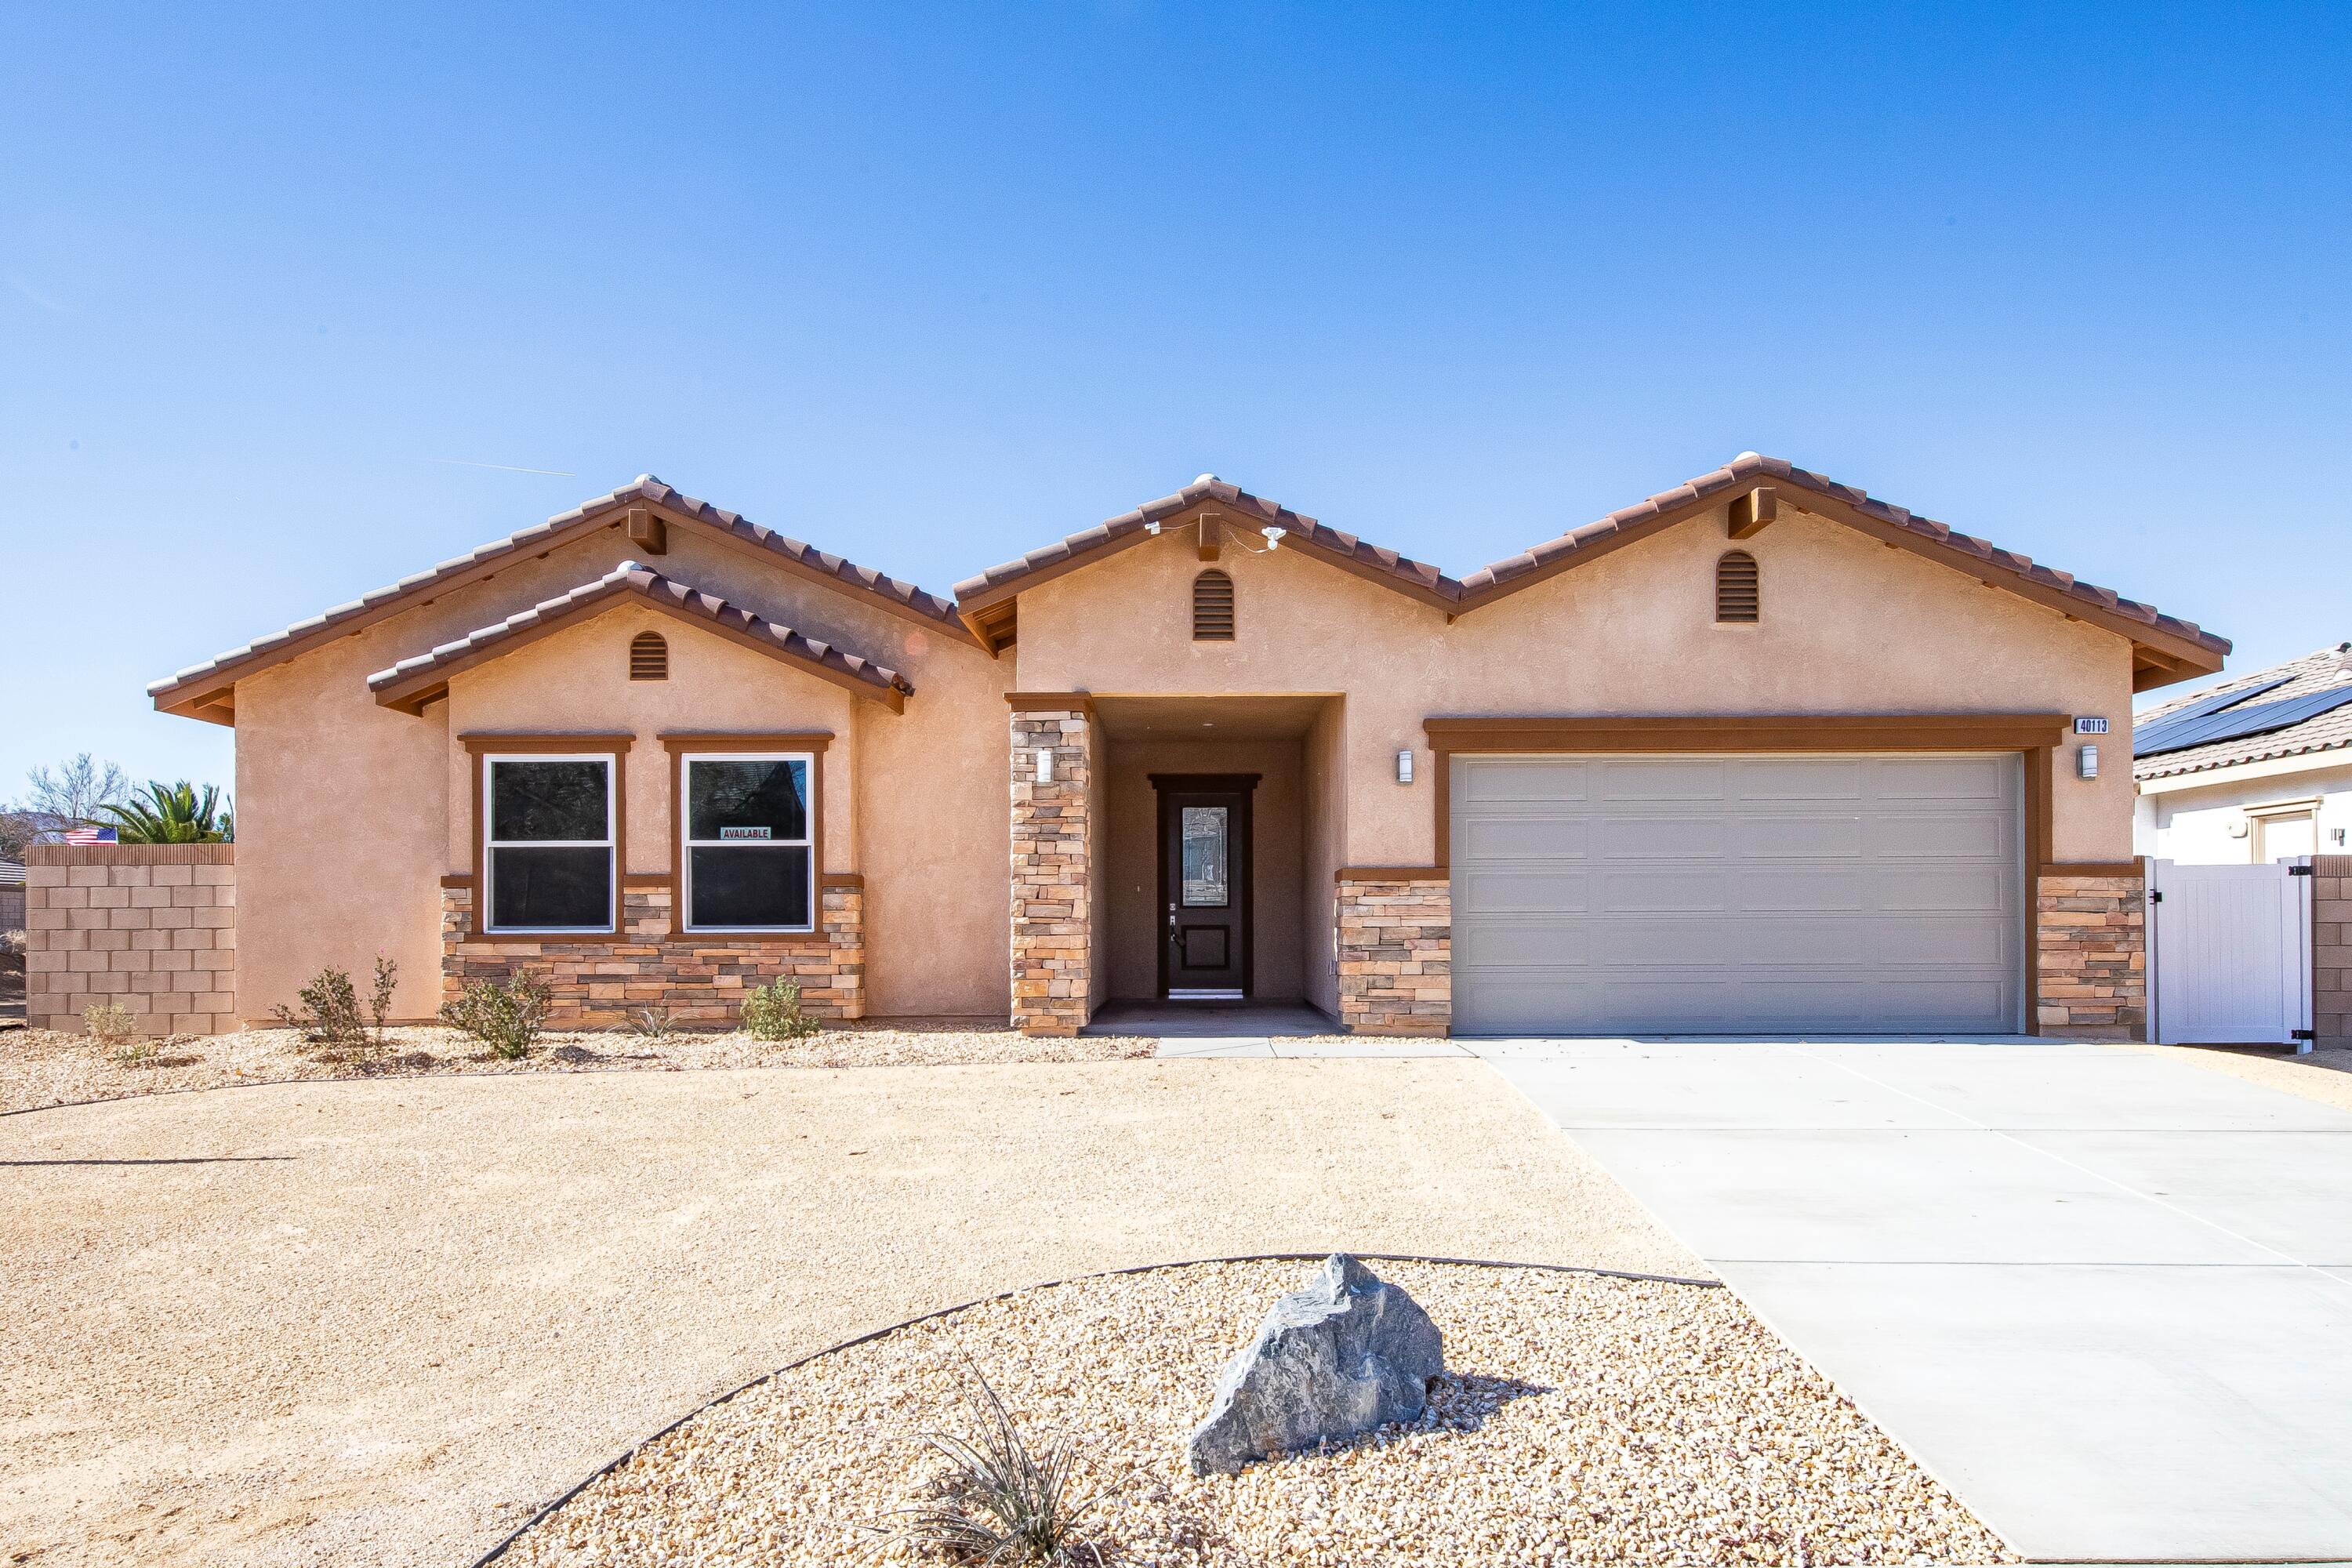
[1092,693,1334,742]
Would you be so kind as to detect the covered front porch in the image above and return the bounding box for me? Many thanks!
[1007,691,1451,1036]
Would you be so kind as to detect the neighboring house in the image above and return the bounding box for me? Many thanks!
[0,861,24,933]
[2132,641,2352,863]
[147,453,2227,1040]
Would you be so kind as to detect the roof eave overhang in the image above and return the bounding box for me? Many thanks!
[368,576,909,717]
[951,495,1460,638]
[1446,478,2227,691]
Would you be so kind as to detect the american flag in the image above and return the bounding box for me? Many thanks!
[62,826,118,845]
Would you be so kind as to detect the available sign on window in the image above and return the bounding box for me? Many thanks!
[719,826,773,840]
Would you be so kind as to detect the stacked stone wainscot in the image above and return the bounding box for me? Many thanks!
[2034,869,2146,1040]
[440,878,864,1025]
[1009,704,1093,1036]
[1335,874,1451,1036]
[2314,855,2351,1051]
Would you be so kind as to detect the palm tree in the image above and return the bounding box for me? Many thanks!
[98,781,234,844]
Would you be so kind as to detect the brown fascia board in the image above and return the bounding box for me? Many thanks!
[952,477,1464,622]
[366,562,913,716]
[1452,454,2230,689]
[150,474,971,718]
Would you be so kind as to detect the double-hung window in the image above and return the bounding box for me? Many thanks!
[484,754,617,932]
[682,753,814,931]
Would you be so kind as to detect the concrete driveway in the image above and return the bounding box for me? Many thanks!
[1483,1038,2352,1564]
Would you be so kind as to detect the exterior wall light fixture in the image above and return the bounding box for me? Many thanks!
[1397,749,1414,784]
[1035,749,1054,784]
[2077,744,2100,780]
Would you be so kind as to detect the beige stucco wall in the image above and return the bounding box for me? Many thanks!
[228,524,1009,1023]
[1011,505,2140,866]
[221,491,2150,1028]
[1100,739,1306,1002]
[2136,756,2352,864]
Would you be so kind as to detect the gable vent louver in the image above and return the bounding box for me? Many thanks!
[630,630,669,680]
[1192,569,1236,641]
[1715,551,1760,623]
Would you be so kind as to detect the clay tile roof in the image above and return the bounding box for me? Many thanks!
[1454,453,2228,677]
[2132,641,2352,780]
[952,475,1463,608]
[365,561,913,713]
[151,474,960,706]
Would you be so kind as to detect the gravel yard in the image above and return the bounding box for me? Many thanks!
[0,1018,1152,1114]
[504,1258,2010,1568]
[1,1059,1692,1568]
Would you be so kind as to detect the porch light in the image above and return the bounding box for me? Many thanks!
[1036,749,1054,784]
[1396,749,1415,785]
[2077,744,2099,780]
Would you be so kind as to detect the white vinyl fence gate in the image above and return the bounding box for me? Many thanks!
[2149,858,2314,1048]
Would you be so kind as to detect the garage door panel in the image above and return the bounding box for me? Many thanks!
[1737,758,1867,800]
[1743,815,1870,858]
[1461,869,1589,913]
[1462,921,1590,967]
[1735,869,1870,912]
[1602,760,1726,800]
[1600,870,1730,913]
[1875,756,2009,800]
[1868,813,2011,858]
[1452,752,2022,1035]
[1463,816,1588,860]
[1878,866,2007,913]
[1599,815,1729,858]
[1465,758,1592,802]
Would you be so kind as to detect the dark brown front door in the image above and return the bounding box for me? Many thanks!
[1153,774,1257,1000]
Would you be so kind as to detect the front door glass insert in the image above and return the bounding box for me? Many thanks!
[1181,805,1229,906]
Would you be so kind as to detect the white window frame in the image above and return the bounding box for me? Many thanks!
[482,753,618,935]
[681,751,817,935]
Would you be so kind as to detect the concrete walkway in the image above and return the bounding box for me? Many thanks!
[1482,1038,2352,1564]
[0,1058,1691,1568]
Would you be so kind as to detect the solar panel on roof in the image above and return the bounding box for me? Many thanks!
[2136,676,2288,735]
[2134,683,2352,758]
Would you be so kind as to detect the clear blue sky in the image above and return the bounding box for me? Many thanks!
[5,3,2347,797]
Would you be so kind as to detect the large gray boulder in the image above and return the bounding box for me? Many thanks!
[1186,1253,1444,1476]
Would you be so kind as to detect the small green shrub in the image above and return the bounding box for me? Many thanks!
[85,1001,138,1051]
[739,978,818,1041]
[878,1362,1105,1566]
[621,1005,679,1042]
[440,972,552,1060]
[272,965,368,1048]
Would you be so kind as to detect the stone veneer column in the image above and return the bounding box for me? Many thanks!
[1334,874,1451,1036]
[2313,855,2352,1051]
[1008,703,1093,1036]
[2034,869,2147,1040]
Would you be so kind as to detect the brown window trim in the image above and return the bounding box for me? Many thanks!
[462,733,634,942]
[1422,713,2074,1034]
[661,731,832,943]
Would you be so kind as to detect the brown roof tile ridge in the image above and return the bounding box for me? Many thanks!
[951,475,1463,604]
[1457,453,2228,654]
[365,561,911,696]
[151,474,955,699]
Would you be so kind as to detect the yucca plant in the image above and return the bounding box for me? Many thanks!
[97,780,234,844]
[876,1363,1105,1566]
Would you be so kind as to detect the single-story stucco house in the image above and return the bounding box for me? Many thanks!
[147,452,2228,1040]
[2133,641,2352,863]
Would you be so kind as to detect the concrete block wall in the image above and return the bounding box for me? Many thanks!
[2316,855,2352,1051]
[24,844,237,1036]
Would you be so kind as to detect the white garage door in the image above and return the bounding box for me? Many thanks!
[1450,753,2024,1036]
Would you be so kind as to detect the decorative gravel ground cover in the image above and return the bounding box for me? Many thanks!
[0,1019,1152,1113]
[501,1259,2013,1568]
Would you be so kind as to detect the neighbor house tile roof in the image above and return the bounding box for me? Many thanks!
[150,474,961,710]
[2133,642,2352,781]
[366,561,913,713]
